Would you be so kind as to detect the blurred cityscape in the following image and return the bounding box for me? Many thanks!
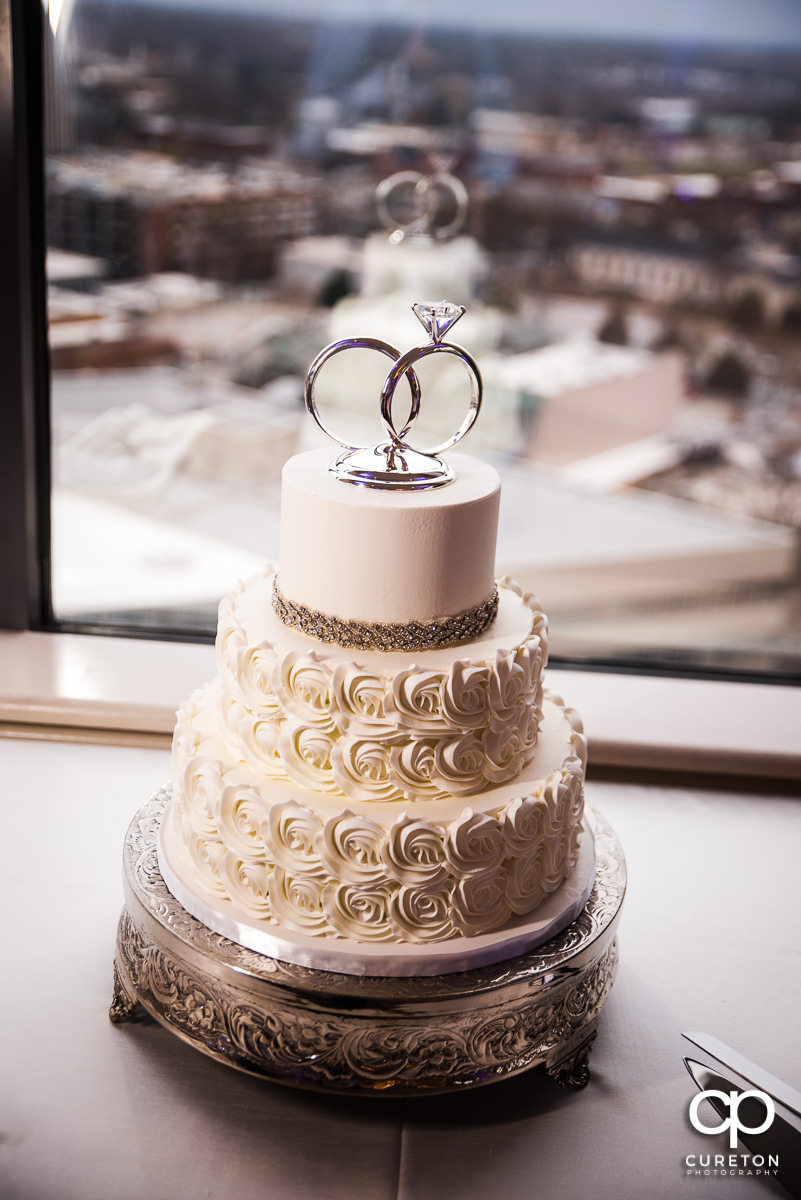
[44,1,801,673]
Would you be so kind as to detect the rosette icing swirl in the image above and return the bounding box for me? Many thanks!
[187,829,228,898]
[181,757,224,840]
[481,725,533,785]
[516,635,546,694]
[444,809,505,874]
[330,735,400,802]
[565,822,582,871]
[568,722,588,770]
[389,883,453,942]
[266,801,323,873]
[172,719,202,779]
[235,709,284,777]
[439,661,489,729]
[277,721,339,792]
[451,868,510,936]
[316,812,385,884]
[506,847,547,915]
[322,881,394,941]
[488,649,529,729]
[540,829,570,891]
[434,733,490,796]
[538,772,571,837]
[215,594,247,688]
[172,690,206,781]
[218,785,269,860]
[273,651,335,730]
[387,667,448,731]
[269,868,327,931]
[381,815,448,886]
[331,664,386,729]
[220,852,271,919]
[502,795,546,855]
[235,643,283,717]
[389,740,443,800]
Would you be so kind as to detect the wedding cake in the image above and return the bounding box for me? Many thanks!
[157,303,590,975]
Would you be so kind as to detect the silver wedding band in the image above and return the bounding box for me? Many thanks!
[306,335,482,456]
[305,336,422,451]
[380,340,482,455]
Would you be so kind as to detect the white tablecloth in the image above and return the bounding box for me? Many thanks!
[0,737,798,1200]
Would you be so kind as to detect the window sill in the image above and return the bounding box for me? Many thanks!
[0,629,798,779]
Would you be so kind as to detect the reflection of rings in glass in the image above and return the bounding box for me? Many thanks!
[420,173,468,241]
[375,171,468,240]
[305,337,422,450]
[380,340,482,455]
[375,170,426,236]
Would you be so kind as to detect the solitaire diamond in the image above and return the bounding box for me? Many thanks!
[412,300,465,343]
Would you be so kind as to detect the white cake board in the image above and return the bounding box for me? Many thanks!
[157,820,595,978]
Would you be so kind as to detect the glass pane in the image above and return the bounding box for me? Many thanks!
[45,0,801,674]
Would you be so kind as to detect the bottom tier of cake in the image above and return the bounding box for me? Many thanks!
[158,802,594,975]
[113,793,626,1093]
[161,694,587,955]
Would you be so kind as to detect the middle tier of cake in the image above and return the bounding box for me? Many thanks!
[211,568,549,803]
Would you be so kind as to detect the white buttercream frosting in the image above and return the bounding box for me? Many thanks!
[211,570,548,801]
[323,881,395,942]
[159,442,588,949]
[266,801,323,873]
[163,685,587,944]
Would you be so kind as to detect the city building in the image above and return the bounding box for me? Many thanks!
[46,152,326,280]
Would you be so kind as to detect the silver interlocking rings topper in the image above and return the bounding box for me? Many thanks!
[376,171,468,244]
[305,301,483,490]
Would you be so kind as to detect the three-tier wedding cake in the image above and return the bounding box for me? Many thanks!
[157,302,592,976]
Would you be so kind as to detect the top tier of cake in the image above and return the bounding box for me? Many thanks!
[278,448,500,627]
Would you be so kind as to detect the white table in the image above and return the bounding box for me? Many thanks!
[1,737,797,1200]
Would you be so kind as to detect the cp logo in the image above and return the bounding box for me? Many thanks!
[689,1089,775,1149]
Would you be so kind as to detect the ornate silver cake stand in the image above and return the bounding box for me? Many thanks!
[110,790,626,1095]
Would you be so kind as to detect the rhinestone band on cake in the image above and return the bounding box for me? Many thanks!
[272,575,500,651]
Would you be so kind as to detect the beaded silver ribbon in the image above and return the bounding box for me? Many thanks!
[272,576,499,652]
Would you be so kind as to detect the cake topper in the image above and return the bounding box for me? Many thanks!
[305,301,483,490]
[376,171,468,244]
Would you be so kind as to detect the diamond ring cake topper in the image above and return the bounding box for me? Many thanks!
[305,301,483,490]
[376,171,468,244]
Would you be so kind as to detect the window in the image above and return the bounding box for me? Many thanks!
[6,1,801,683]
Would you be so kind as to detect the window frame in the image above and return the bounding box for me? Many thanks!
[1,0,51,633]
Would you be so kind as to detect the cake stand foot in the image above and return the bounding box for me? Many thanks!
[545,1029,597,1089]
[109,957,146,1024]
